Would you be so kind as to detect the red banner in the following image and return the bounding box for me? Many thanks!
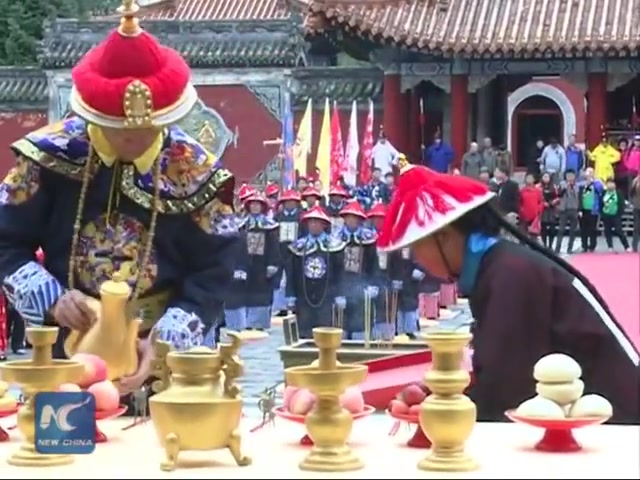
[330,102,345,185]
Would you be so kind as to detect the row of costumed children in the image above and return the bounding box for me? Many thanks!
[221,185,455,340]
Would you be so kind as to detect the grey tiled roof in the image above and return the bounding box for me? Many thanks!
[0,68,48,107]
[39,19,307,68]
[290,67,383,105]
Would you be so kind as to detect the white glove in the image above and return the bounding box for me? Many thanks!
[391,280,403,290]
[366,286,379,298]
[266,265,278,278]
[334,297,346,309]
[411,269,425,281]
[233,270,247,281]
[286,297,296,309]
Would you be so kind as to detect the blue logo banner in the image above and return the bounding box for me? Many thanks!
[34,391,96,454]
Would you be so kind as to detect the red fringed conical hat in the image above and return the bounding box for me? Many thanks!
[339,199,367,219]
[278,189,302,203]
[243,193,269,207]
[302,205,330,223]
[265,183,280,197]
[70,0,197,129]
[378,166,494,251]
[301,187,322,198]
[238,184,257,201]
[367,202,387,218]
[328,184,349,197]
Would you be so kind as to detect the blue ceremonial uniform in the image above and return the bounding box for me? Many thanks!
[0,117,238,352]
[333,225,379,338]
[285,233,345,338]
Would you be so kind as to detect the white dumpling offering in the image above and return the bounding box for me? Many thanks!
[536,379,585,406]
[533,353,582,383]
[516,396,566,419]
[568,394,613,419]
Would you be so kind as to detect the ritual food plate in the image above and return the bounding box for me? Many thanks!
[505,410,610,452]
[272,405,375,445]
[235,330,269,342]
[387,410,431,448]
[95,405,128,443]
[0,407,18,442]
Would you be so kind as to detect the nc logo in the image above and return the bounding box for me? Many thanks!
[39,397,92,432]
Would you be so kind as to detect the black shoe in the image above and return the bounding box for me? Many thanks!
[0,354,6,362]
[276,310,288,317]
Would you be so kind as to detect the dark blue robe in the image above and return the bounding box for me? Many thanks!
[0,117,238,352]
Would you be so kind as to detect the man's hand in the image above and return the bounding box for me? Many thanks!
[118,339,153,396]
[52,290,97,331]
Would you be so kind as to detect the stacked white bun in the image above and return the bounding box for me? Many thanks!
[515,353,613,419]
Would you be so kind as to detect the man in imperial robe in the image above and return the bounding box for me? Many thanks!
[0,0,238,395]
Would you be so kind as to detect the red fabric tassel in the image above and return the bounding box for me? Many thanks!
[379,167,489,247]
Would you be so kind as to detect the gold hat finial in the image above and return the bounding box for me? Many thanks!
[117,0,142,37]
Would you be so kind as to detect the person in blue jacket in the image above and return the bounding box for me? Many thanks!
[423,136,455,173]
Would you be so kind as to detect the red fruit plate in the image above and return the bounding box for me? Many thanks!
[0,407,18,442]
[272,405,375,446]
[505,410,610,452]
[387,410,431,448]
[95,405,128,443]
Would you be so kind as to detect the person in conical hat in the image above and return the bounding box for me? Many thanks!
[272,190,303,316]
[379,165,639,424]
[332,200,379,340]
[225,193,280,338]
[0,0,238,397]
[285,205,346,338]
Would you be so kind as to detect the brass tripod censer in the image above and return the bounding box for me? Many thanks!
[418,330,477,472]
[285,327,367,472]
[149,332,251,471]
[0,327,84,467]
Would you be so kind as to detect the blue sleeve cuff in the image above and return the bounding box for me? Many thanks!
[2,261,64,325]
[152,307,204,351]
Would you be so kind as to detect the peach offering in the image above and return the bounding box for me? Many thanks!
[284,386,366,415]
[88,380,120,412]
[70,353,108,388]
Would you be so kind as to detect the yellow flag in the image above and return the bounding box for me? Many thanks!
[315,98,331,194]
[293,98,312,177]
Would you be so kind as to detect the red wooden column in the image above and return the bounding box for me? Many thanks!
[586,73,607,149]
[450,74,469,168]
[383,69,403,151]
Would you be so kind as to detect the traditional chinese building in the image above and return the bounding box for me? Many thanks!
[0,0,637,177]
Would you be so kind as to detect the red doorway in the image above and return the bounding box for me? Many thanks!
[511,96,564,169]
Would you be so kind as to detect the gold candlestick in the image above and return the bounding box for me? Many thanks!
[418,330,477,472]
[0,327,84,467]
[285,328,367,472]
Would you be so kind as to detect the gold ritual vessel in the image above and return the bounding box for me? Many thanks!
[285,327,368,472]
[418,330,477,472]
[149,332,251,471]
[0,327,84,467]
[65,273,141,380]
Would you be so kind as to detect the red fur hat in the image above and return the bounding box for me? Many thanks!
[70,1,197,129]
[302,205,330,223]
[378,165,494,251]
[339,200,367,219]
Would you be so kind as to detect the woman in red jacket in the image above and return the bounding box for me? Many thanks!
[519,173,543,240]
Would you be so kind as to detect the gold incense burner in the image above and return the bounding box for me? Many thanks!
[0,327,84,467]
[418,330,477,472]
[149,332,251,471]
[64,273,141,380]
[285,327,368,472]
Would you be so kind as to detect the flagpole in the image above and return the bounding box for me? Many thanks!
[263,137,284,189]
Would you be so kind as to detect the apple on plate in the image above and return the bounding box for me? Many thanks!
[88,380,120,411]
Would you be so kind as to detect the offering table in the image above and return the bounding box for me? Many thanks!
[0,417,637,479]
